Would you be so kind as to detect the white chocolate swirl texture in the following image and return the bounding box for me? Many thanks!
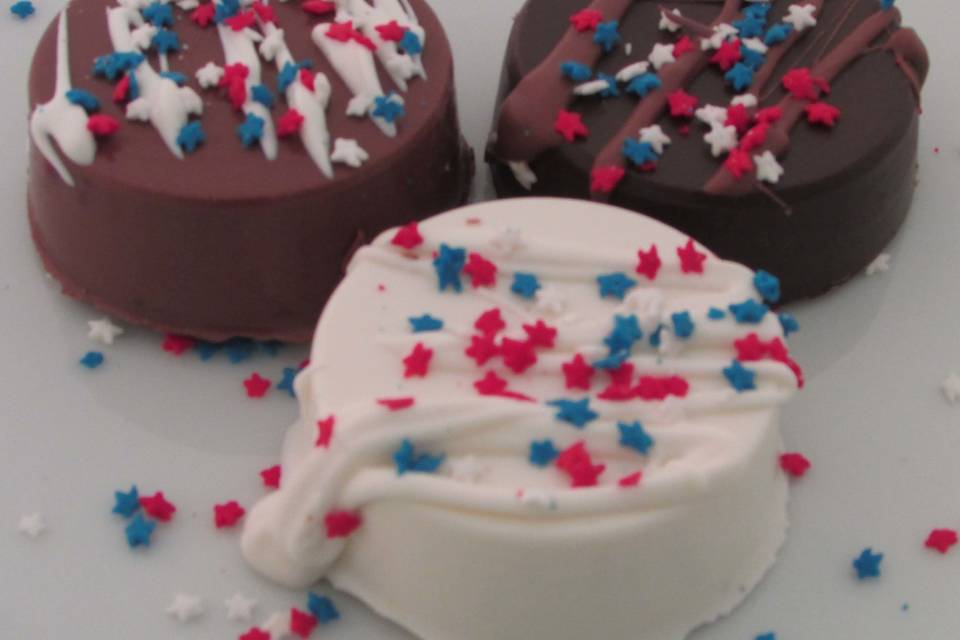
[242,198,802,640]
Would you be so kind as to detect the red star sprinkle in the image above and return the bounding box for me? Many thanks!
[724,103,751,134]
[500,337,538,374]
[391,222,423,250]
[618,471,642,487]
[666,375,689,397]
[755,106,783,125]
[162,334,196,356]
[375,20,406,42]
[474,308,506,337]
[925,529,959,554]
[139,491,176,521]
[239,628,271,640]
[289,608,317,638]
[301,0,336,15]
[190,2,215,27]
[635,376,668,401]
[277,109,305,137]
[805,101,841,127]
[779,452,811,478]
[522,320,557,349]
[473,371,534,402]
[213,501,246,529]
[228,77,247,110]
[224,9,255,31]
[590,166,625,193]
[673,35,694,58]
[244,373,271,398]
[555,441,605,488]
[666,89,698,119]
[377,397,415,411]
[636,244,661,280]
[325,20,358,42]
[598,383,636,401]
[316,415,335,448]
[561,354,595,390]
[607,362,635,387]
[113,74,131,103]
[734,333,768,361]
[710,39,742,71]
[86,114,120,136]
[251,1,274,23]
[220,62,249,86]
[465,333,499,366]
[260,464,281,489]
[299,68,316,92]
[739,123,769,152]
[403,342,433,378]
[782,67,820,101]
[677,239,707,274]
[554,110,589,142]
[463,252,498,288]
[324,509,362,538]
[723,148,755,180]
[569,8,603,32]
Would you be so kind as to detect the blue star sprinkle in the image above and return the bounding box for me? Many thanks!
[723,360,757,392]
[213,0,240,22]
[763,23,793,47]
[250,84,275,109]
[193,340,221,361]
[649,324,663,348]
[707,307,726,320]
[224,338,257,364]
[743,3,772,20]
[853,547,883,579]
[880,0,894,10]
[393,439,445,475]
[732,17,765,39]
[618,421,654,455]
[80,351,104,369]
[142,1,173,27]
[307,593,340,624]
[561,60,592,82]
[593,20,620,53]
[159,71,187,86]
[177,121,205,153]
[151,28,180,54]
[671,311,695,339]
[409,314,444,333]
[604,314,643,355]
[729,299,769,324]
[125,513,156,548]
[9,0,33,18]
[547,398,598,429]
[65,89,100,112]
[755,633,776,640]
[741,46,766,70]
[597,272,637,300]
[373,93,405,124]
[237,113,265,148]
[277,367,298,398]
[399,30,422,55]
[725,62,755,92]
[753,270,781,303]
[593,351,629,370]
[622,139,659,167]
[277,60,312,94]
[93,52,144,81]
[529,439,559,467]
[511,272,541,299]
[595,73,619,98]
[778,312,799,336]
[626,73,662,97]
[260,340,283,357]
[433,244,466,292]
[112,485,140,518]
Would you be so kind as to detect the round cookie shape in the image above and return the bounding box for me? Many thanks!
[27,0,473,342]
[242,198,804,640]
[487,0,928,302]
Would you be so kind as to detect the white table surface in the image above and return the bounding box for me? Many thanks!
[2,0,959,638]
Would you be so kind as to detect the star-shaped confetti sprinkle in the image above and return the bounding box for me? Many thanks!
[779,452,811,477]
[373,93,405,123]
[625,73,662,97]
[275,367,298,398]
[704,123,738,157]
[634,244,662,280]
[593,20,620,53]
[561,60,592,82]
[639,125,671,154]
[673,34,694,57]
[402,343,433,378]
[392,222,423,250]
[618,421,654,455]
[925,529,958,554]
[560,354,594,390]
[167,593,204,623]
[465,334,498,366]
[213,501,246,528]
[782,67,820,100]
[604,314,643,354]
[312,415,334,448]
[941,373,960,404]
[529,439,559,467]
[290,608,317,638]
[805,101,841,127]
[729,299,769,323]
[433,244,466,292]
[671,311,695,339]
[547,398,598,429]
[696,104,728,127]
[260,612,292,640]
[754,151,784,184]
[151,28,180,54]
[501,338,538,374]
[597,272,637,300]
[17,513,46,539]
[113,485,141,518]
[307,593,340,623]
[393,439,445,475]
[244,373,271,398]
[175,121,205,153]
[569,8,602,31]
[125,513,156,548]
[80,351,104,369]
[724,148,754,179]
[555,441,605,487]
[710,39,742,71]
[723,360,757,392]
[554,110,589,142]
[784,3,817,31]
[521,320,556,350]
[753,270,781,303]
[708,307,726,320]
[763,23,793,46]
[140,491,176,521]
[659,7,681,31]
[10,0,33,17]
[865,253,891,276]
[622,139,659,167]
[66,89,100,113]
[260,465,281,489]
[853,548,883,580]
[733,15,765,38]
[375,19,406,41]
[237,113,265,148]
[590,166,625,193]
[225,593,258,622]
[511,272,541,299]
[648,42,676,71]
[331,138,370,168]
[676,239,707,273]
[324,510,362,538]
[399,30,422,54]
[778,312,800,336]
[87,318,123,345]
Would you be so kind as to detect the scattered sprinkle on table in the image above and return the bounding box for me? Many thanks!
[225,593,258,622]
[17,513,46,539]
[10,0,34,18]
[87,317,124,345]
[166,593,204,623]
[924,528,958,554]
[865,252,891,276]
[244,372,272,398]
[941,373,960,404]
[853,547,883,580]
[80,351,104,369]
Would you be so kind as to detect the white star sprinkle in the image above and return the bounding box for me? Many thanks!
[615,61,650,83]
[447,456,490,483]
[508,161,537,191]
[261,611,293,639]
[702,23,738,50]
[490,227,526,256]
[125,97,152,122]
[639,125,671,154]
[87,318,124,345]
[18,513,46,539]
[730,93,759,108]
[865,253,891,276]
[648,43,676,71]
[195,62,224,89]
[534,285,568,317]
[942,373,960,404]
[704,124,739,157]
[658,8,682,32]
[224,593,258,622]
[258,28,286,62]
[754,151,785,184]
[695,104,728,127]
[331,138,369,168]
[783,4,818,32]
[166,594,204,623]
